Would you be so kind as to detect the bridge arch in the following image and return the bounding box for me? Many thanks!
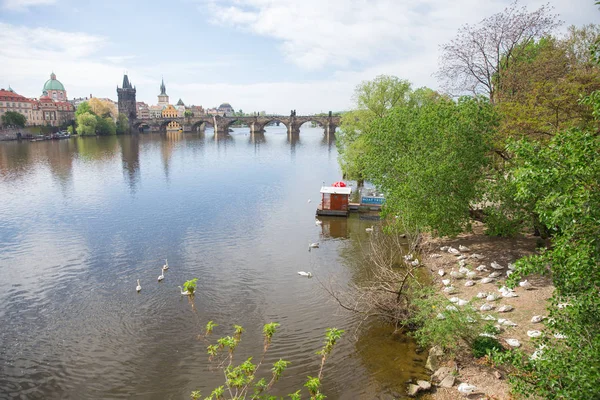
[260,118,289,131]
[191,119,214,132]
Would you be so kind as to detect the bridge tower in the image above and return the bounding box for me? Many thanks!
[117,74,137,125]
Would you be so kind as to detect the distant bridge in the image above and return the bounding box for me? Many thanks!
[131,114,340,135]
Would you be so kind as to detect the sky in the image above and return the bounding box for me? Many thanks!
[1,0,598,114]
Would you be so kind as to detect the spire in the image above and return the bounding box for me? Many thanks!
[50,72,56,80]
[160,77,166,95]
[122,74,131,89]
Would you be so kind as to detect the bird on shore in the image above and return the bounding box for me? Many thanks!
[162,259,169,271]
[470,253,485,260]
[476,264,488,272]
[459,245,470,252]
[527,330,542,338]
[136,280,141,292]
[438,269,445,277]
[178,286,191,295]
[450,269,464,279]
[519,280,533,290]
[466,270,477,279]
[297,271,312,277]
[506,338,521,347]
[442,279,451,286]
[491,261,504,270]
[448,247,460,255]
[476,292,489,299]
[497,305,514,313]
[158,269,164,282]
[480,277,495,284]
[480,303,494,311]
[488,271,502,278]
[464,280,475,287]
[457,382,477,396]
[365,225,374,232]
[531,315,545,323]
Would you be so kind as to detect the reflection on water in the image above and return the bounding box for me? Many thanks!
[0,126,427,399]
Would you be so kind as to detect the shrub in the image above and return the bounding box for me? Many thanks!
[472,336,504,358]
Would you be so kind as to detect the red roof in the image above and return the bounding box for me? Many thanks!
[0,89,31,102]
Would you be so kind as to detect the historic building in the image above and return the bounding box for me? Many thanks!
[0,88,33,123]
[0,84,74,127]
[175,99,186,117]
[117,74,137,122]
[42,72,68,101]
[136,102,149,119]
[190,105,205,116]
[217,102,234,116]
[161,104,178,118]
[157,78,169,107]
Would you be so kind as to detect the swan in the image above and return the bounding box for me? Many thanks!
[410,259,419,267]
[458,259,467,267]
[458,265,469,274]
[440,246,449,251]
[162,259,169,271]
[443,286,457,293]
[178,286,191,295]
[527,330,542,338]
[308,242,319,251]
[315,219,322,226]
[464,280,475,287]
[441,279,451,286]
[531,315,544,323]
[508,262,516,270]
[466,271,477,279]
[458,245,470,252]
[445,305,458,312]
[490,261,504,270]
[449,296,460,303]
[506,270,514,277]
[307,199,311,203]
[476,265,488,272]
[448,247,460,255]
[480,303,494,311]
[457,254,468,260]
[488,271,502,278]
[158,269,164,282]
[476,292,489,299]
[505,338,521,347]
[498,318,517,326]
[457,299,469,306]
[486,293,500,301]
[403,253,414,261]
[457,382,477,396]
[297,271,312,277]
[430,253,442,258]
[450,269,464,279]
[438,269,445,277]
[519,280,533,289]
[365,225,374,232]
[480,277,495,284]
[136,279,141,292]
[502,291,519,298]
[481,314,496,321]
[497,305,514,312]
[470,253,485,260]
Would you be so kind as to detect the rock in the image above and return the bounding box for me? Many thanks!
[430,345,444,357]
[494,370,503,379]
[417,380,432,391]
[407,384,421,397]
[432,366,453,382]
[439,375,456,388]
[425,346,444,371]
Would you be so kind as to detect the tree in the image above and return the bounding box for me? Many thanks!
[1,111,26,128]
[76,112,97,136]
[95,116,116,135]
[184,110,193,118]
[361,94,496,237]
[88,98,117,120]
[75,101,92,117]
[116,113,129,134]
[437,1,560,102]
[337,75,412,183]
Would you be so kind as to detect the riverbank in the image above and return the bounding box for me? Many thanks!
[419,222,554,399]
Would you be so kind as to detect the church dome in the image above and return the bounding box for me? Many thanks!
[43,72,65,91]
[219,103,232,109]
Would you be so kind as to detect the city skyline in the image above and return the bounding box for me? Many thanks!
[1,0,598,114]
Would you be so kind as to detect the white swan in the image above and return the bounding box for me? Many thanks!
[490,261,504,270]
[403,253,414,261]
[464,280,475,287]
[497,305,514,313]
[448,247,460,255]
[466,271,477,279]
[502,291,519,298]
[519,280,533,290]
[365,225,374,232]
[476,292,489,299]
[470,253,485,260]
[527,330,542,338]
[436,313,446,320]
[457,382,477,396]
[410,259,419,267]
[458,245,470,252]
[443,285,457,293]
[457,255,468,260]
[307,199,311,203]
[498,318,517,326]
[488,271,502,278]
[486,293,500,301]
[158,269,164,282]
[178,286,191,295]
[430,253,442,258]
[438,269,445,277]
[442,279,451,286]
[450,269,464,279]
[480,277,495,284]
[297,271,312,277]
[440,246,449,251]
[481,314,496,321]
[449,296,460,303]
[445,305,458,312]
[480,303,494,311]
[308,242,319,249]
[315,219,322,226]
[531,315,545,323]
[476,265,488,272]
[458,266,469,274]
[457,299,469,306]
[136,279,141,292]
[506,338,521,347]
[162,259,169,271]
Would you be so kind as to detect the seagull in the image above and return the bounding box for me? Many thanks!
[297,271,312,277]
[158,269,164,282]
[365,225,374,232]
[162,259,169,271]
[457,383,477,396]
[458,245,470,252]
[136,279,141,292]
[315,219,322,226]
[178,286,191,295]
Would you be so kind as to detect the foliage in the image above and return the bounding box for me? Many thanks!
[196,323,342,400]
[362,95,496,237]
[88,97,117,119]
[471,336,503,358]
[116,113,129,134]
[184,110,193,118]
[75,101,92,117]
[96,116,116,136]
[183,278,198,294]
[1,111,27,128]
[409,288,482,354]
[437,1,560,101]
[67,125,74,135]
[75,112,98,136]
[337,75,412,182]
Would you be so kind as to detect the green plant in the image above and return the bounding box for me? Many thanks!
[472,336,504,358]
[183,278,198,294]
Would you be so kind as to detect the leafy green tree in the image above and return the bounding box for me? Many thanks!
[96,116,116,135]
[361,94,496,237]
[1,111,27,128]
[75,112,97,136]
[75,101,92,117]
[184,110,193,118]
[337,75,412,183]
[116,113,129,134]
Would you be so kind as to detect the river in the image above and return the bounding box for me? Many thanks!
[0,126,427,399]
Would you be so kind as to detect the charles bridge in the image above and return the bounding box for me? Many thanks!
[131,114,340,135]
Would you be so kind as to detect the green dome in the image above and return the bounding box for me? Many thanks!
[43,72,65,91]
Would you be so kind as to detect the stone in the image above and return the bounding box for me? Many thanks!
[430,345,444,357]
[417,380,432,390]
[432,366,453,382]
[407,384,421,397]
[494,370,503,379]
[425,346,444,371]
[439,375,456,388]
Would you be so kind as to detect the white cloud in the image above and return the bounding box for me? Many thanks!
[3,0,56,11]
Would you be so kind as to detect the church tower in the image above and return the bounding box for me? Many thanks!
[157,78,169,106]
[117,74,137,123]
